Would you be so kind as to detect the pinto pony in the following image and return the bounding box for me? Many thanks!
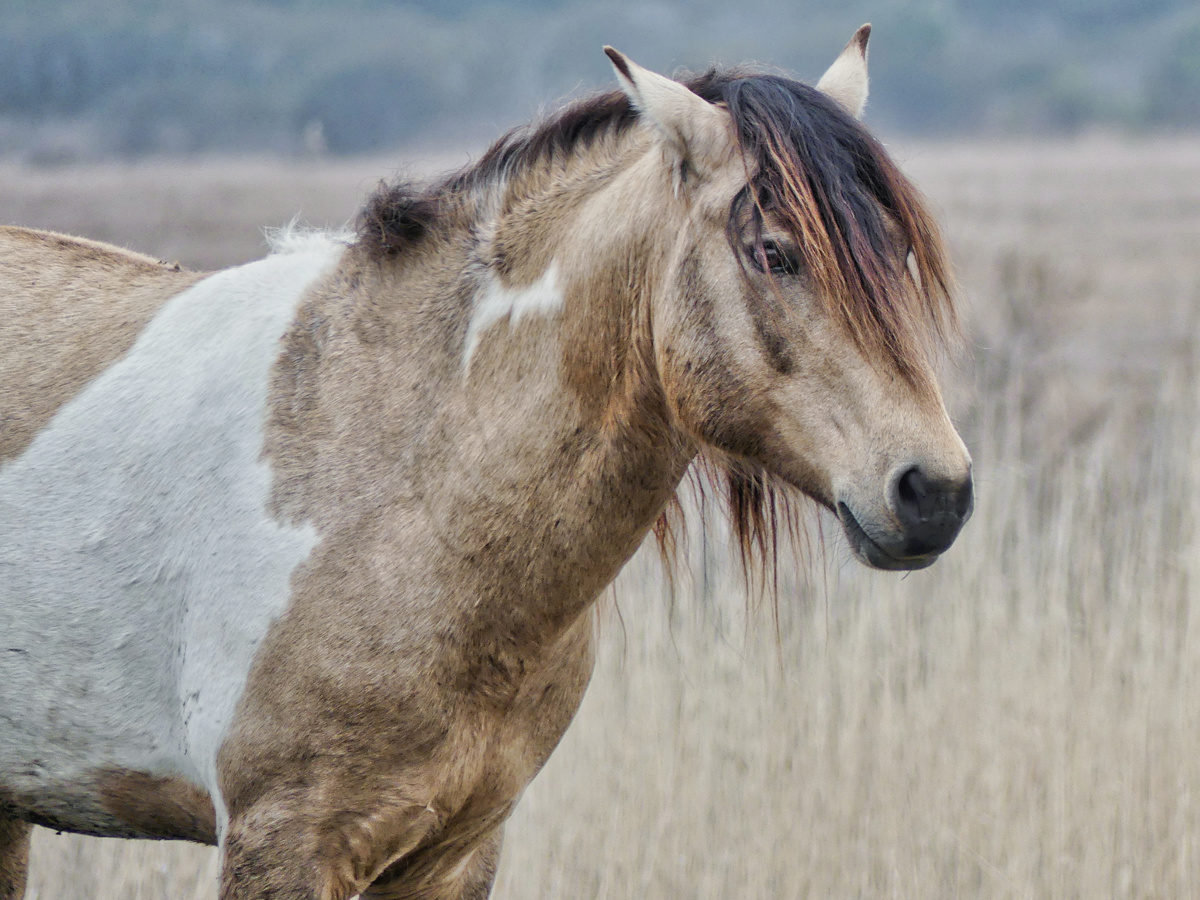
[0,28,972,899]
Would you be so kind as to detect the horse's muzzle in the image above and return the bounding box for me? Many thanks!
[839,466,973,570]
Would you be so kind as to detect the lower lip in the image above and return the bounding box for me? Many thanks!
[837,502,938,571]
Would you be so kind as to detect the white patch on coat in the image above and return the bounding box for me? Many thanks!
[462,262,563,370]
[0,236,343,837]
[265,219,353,256]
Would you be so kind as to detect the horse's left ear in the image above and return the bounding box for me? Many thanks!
[604,46,728,178]
[816,23,871,119]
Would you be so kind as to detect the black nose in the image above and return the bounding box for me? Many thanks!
[892,465,973,557]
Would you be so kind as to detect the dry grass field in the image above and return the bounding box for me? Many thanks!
[5,136,1200,898]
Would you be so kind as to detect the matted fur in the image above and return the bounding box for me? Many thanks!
[358,67,958,589]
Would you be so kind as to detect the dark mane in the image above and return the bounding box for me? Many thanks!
[357,88,636,255]
[358,67,954,365]
[357,66,958,592]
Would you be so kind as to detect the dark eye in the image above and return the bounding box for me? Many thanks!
[753,240,800,277]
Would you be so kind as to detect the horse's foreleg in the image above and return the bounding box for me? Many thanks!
[0,816,31,900]
[360,828,503,900]
[450,830,502,900]
[218,799,441,900]
[218,813,359,900]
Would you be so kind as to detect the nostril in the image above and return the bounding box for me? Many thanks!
[895,466,927,521]
[885,465,973,558]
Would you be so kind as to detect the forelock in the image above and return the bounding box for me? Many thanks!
[684,69,959,381]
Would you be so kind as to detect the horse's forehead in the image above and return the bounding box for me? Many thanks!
[705,165,753,213]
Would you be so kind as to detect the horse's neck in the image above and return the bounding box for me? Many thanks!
[269,148,691,641]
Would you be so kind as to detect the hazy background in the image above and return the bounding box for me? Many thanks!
[2,0,1199,162]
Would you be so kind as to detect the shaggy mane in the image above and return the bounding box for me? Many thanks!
[356,66,958,590]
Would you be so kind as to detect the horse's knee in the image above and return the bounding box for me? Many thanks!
[362,828,503,900]
[0,817,31,900]
[219,796,441,900]
[457,832,501,900]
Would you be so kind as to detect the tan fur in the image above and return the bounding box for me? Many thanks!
[0,227,202,462]
[0,816,30,900]
[93,769,217,843]
[361,831,503,900]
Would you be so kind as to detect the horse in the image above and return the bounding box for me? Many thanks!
[0,27,972,899]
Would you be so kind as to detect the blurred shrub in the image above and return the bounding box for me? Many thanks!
[295,62,443,154]
[1147,17,1200,125]
[2,0,1199,159]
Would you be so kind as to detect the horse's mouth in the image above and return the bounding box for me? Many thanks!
[836,502,939,571]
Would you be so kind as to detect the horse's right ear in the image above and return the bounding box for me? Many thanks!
[604,46,729,179]
[816,24,871,118]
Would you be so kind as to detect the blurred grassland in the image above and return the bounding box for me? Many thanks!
[7,136,1200,898]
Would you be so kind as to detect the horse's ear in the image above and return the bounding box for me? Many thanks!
[603,46,728,177]
[816,23,871,119]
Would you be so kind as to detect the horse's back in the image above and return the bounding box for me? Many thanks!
[0,226,203,462]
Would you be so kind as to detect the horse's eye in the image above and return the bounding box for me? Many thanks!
[753,240,800,277]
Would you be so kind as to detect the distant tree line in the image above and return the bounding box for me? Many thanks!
[1,0,1197,161]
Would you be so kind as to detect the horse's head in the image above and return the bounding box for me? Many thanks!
[607,29,972,570]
